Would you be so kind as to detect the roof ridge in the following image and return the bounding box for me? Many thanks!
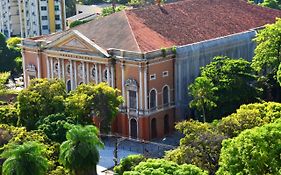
[124,11,142,52]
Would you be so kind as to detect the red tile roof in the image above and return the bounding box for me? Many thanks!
[38,0,281,52]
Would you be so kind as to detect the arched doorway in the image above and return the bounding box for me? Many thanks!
[66,80,71,92]
[130,119,137,139]
[151,118,157,139]
[164,115,169,135]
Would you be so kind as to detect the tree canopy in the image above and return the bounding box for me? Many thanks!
[189,56,259,119]
[251,18,281,101]
[123,159,208,175]
[1,141,49,175]
[188,77,217,122]
[17,79,66,130]
[217,120,281,175]
[59,125,104,175]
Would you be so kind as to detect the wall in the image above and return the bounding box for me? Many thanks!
[175,30,257,119]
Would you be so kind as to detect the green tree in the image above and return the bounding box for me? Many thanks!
[101,5,127,16]
[277,63,281,86]
[251,18,281,101]
[195,56,259,118]
[1,142,49,175]
[217,120,281,175]
[17,79,66,130]
[123,159,208,175]
[6,37,21,50]
[188,77,217,122]
[69,20,90,28]
[165,120,226,174]
[37,113,74,143]
[59,125,104,175]
[65,83,123,132]
[114,154,146,175]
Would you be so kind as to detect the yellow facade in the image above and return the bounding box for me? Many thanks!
[48,0,55,33]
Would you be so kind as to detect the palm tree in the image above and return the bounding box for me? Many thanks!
[59,125,104,175]
[1,142,48,175]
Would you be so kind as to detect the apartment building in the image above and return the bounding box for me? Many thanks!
[0,0,66,38]
[0,0,21,37]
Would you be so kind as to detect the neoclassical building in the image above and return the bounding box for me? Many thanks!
[21,0,281,140]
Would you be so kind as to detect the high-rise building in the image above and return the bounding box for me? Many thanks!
[0,0,66,38]
[0,0,21,37]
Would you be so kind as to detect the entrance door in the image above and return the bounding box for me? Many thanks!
[151,118,157,139]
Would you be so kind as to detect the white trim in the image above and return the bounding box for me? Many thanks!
[99,64,102,83]
[150,74,156,80]
[22,52,27,88]
[82,61,86,83]
[74,61,77,88]
[162,71,169,77]
[50,57,54,79]
[144,65,147,111]
[70,60,74,90]
[46,56,50,79]
[111,65,114,87]
[121,63,126,105]
[58,59,61,79]
[139,65,143,111]
[62,59,65,81]
[37,54,41,78]
[86,62,90,83]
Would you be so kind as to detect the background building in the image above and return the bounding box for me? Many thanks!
[0,0,21,37]
[0,0,66,38]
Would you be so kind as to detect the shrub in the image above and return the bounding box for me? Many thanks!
[114,154,146,175]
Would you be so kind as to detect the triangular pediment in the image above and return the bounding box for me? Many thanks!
[45,30,110,57]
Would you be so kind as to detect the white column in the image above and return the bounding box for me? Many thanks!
[86,62,90,83]
[82,62,86,83]
[107,66,110,86]
[121,63,126,105]
[62,59,65,81]
[139,64,143,112]
[46,57,50,79]
[50,57,54,79]
[37,54,41,78]
[99,64,102,82]
[70,60,74,90]
[111,65,114,87]
[95,64,98,84]
[22,52,27,88]
[74,61,77,88]
[144,65,148,112]
[58,58,61,79]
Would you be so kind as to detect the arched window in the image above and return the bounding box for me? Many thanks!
[149,89,157,111]
[66,80,71,92]
[66,64,71,75]
[78,64,84,78]
[130,119,138,139]
[163,86,169,107]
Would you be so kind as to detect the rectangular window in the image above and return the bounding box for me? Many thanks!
[129,90,137,109]
[42,16,48,20]
[41,6,47,11]
[55,24,61,30]
[55,5,59,11]
[55,15,60,20]
[150,74,156,80]
[163,71,168,77]
[42,25,48,30]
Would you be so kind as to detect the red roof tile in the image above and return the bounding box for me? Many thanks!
[35,0,281,52]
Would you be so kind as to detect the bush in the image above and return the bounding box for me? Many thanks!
[69,20,90,28]
[114,154,146,175]
[0,104,19,126]
[124,159,208,175]
[217,120,281,174]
